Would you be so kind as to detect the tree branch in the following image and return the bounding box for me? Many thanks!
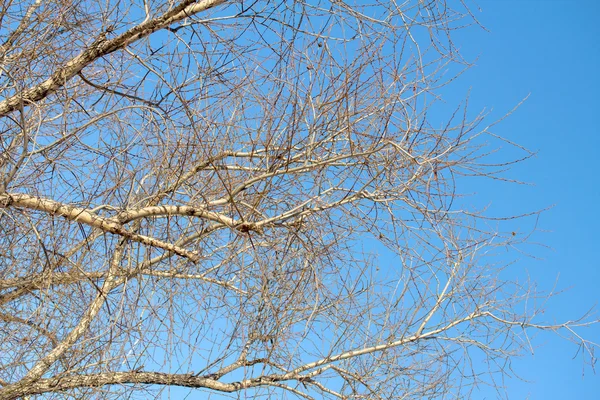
[0,0,228,117]
[0,193,200,261]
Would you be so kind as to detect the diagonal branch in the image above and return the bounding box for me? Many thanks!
[0,0,43,57]
[0,193,200,261]
[0,0,228,117]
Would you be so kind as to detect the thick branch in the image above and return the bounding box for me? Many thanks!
[0,0,228,117]
[0,193,200,261]
[117,204,237,226]
[1,371,258,399]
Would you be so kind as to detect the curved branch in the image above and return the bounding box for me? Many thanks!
[11,242,129,387]
[0,310,485,399]
[0,371,256,399]
[0,312,59,347]
[0,0,228,117]
[0,193,200,261]
[0,0,43,58]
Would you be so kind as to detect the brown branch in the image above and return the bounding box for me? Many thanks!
[0,0,43,57]
[0,312,59,347]
[77,72,159,107]
[0,257,245,307]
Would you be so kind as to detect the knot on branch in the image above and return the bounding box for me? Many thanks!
[236,222,263,235]
[298,376,315,384]
[0,193,13,208]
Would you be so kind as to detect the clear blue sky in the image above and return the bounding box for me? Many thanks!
[448,0,600,398]
[158,2,599,398]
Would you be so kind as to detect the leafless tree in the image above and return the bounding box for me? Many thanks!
[0,0,596,399]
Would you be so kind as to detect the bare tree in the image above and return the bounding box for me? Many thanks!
[0,0,595,398]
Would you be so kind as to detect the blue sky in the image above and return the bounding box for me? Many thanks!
[140,2,598,398]
[448,0,600,397]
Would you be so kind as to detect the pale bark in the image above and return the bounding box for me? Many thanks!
[0,1,595,398]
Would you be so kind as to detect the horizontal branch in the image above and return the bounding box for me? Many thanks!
[0,193,200,261]
[2,371,262,399]
[0,265,245,306]
[117,205,236,226]
[0,311,483,398]
[6,310,585,399]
